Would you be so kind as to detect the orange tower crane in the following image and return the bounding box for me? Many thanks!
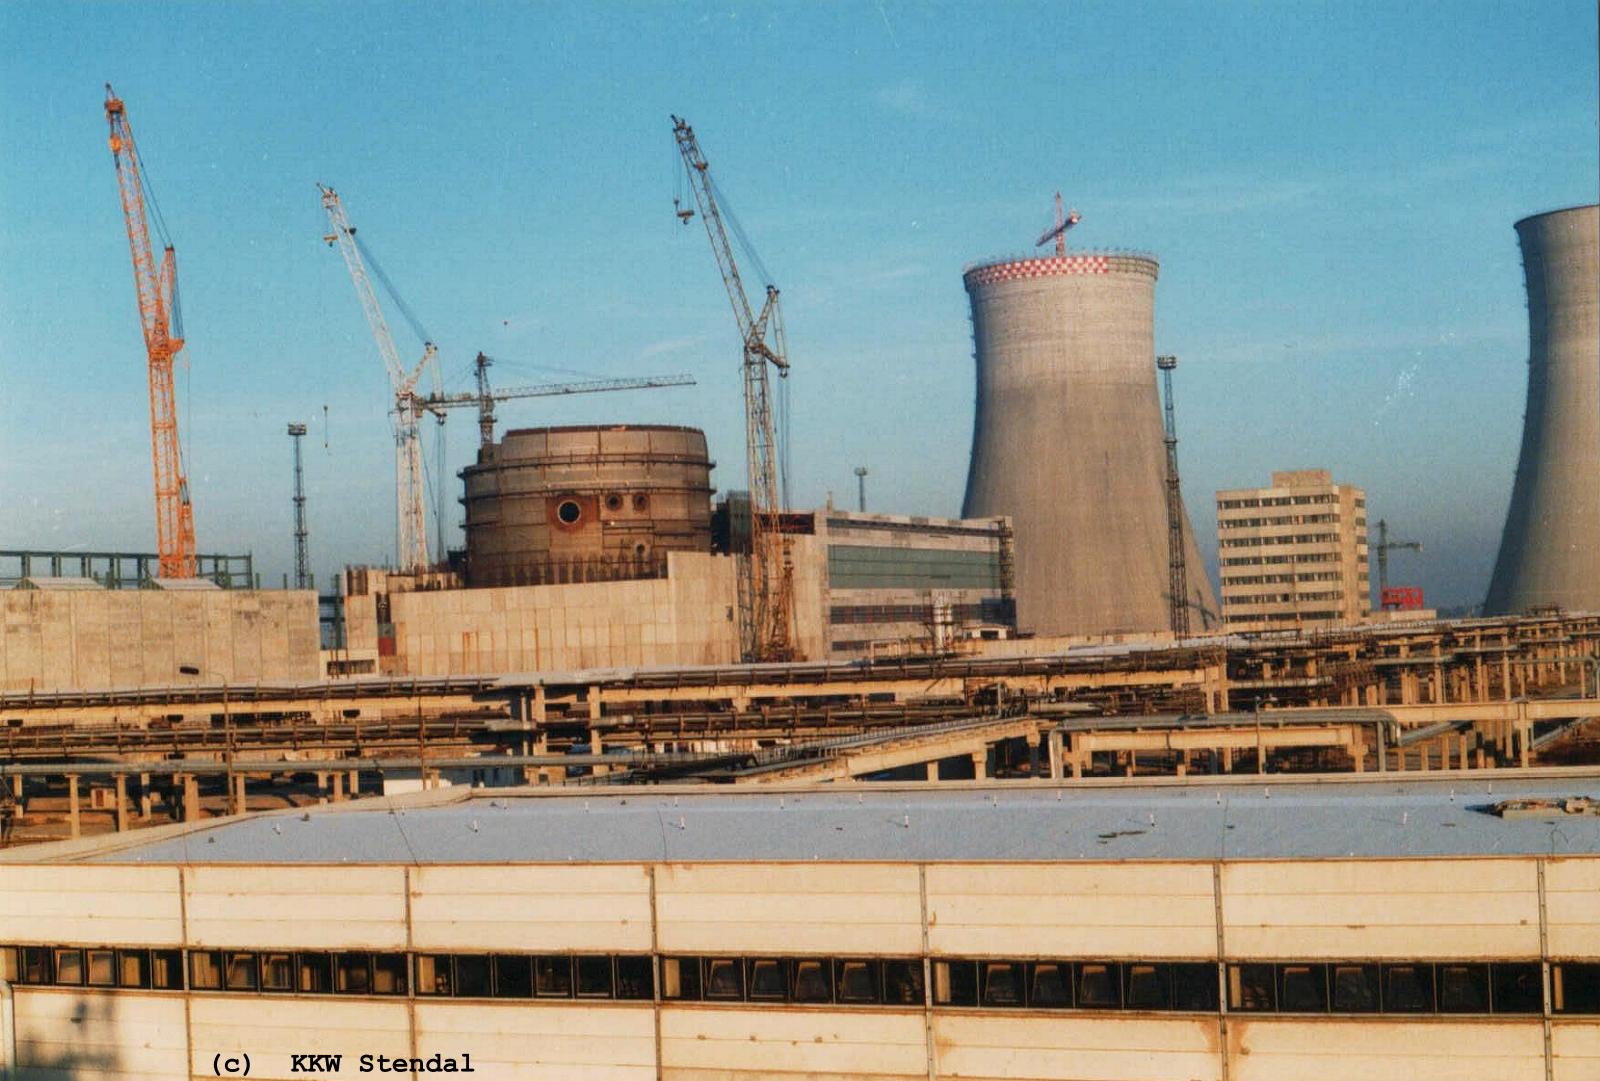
[104,84,197,578]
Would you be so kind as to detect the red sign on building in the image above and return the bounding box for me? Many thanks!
[1381,586,1424,611]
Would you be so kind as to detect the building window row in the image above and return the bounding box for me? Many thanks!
[1217,514,1341,529]
[1219,534,1342,549]
[1228,962,1543,1015]
[1218,495,1339,509]
[11,947,1600,1017]
[1222,553,1340,567]
[1221,572,1343,586]
[828,600,1014,627]
[1223,591,1345,606]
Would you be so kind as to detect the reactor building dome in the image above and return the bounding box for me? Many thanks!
[1484,203,1600,615]
[960,251,1218,636]
[461,424,714,588]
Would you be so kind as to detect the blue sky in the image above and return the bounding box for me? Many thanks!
[0,1,1595,608]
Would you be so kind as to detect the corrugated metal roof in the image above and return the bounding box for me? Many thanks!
[66,776,1600,866]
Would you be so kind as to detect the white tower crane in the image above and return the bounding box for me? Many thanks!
[318,184,437,572]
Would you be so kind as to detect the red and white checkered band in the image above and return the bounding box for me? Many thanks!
[964,255,1109,287]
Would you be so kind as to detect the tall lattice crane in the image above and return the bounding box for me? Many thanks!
[1375,519,1423,598]
[1035,192,1082,257]
[1156,355,1190,635]
[671,115,798,662]
[104,85,198,578]
[427,354,697,447]
[318,184,438,572]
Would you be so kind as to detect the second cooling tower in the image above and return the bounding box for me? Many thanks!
[961,252,1217,635]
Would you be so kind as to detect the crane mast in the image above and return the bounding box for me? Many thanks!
[318,184,436,573]
[104,85,197,578]
[671,116,798,663]
[1157,355,1190,636]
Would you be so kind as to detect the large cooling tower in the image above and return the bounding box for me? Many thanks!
[961,252,1218,635]
[1484,204,1600,615]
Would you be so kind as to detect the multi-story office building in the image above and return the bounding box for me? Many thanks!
[1217,469,1369,633]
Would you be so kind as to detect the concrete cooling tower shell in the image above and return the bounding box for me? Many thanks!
[961,253,1218,636]
[1484,204,1600,615]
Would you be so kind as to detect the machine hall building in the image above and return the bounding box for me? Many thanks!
[4,774,1600,1080]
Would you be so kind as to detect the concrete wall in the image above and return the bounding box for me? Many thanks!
[380,551,741,675]
[961,254,1218,637]
[1485,204,1600,614]
[0,589,319,692]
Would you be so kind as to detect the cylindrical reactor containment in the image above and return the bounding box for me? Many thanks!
[961,253,1217,635]
[461,424,714,588]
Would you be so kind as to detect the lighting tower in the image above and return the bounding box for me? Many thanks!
[287,423,311,590]
[1156,355,1189,635]
[104,85,198,578]
[1374,518,1422,597]
[318,184,437,573]
[671,115,799,662]
[854,467,869,512]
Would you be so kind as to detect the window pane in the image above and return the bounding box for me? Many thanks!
[1491,963,1543,1014]
[705,958,743,1001]
[1028,963,1069,1007]
[1438,964,1490,1013]
[1556,964,1600,1014]
[535,956,573,998]
[456,955,492,998]
[1229,964,1275,1012]
[1381,964,1433,1012]
[1077,963,1121,1009]
[791,959,831,1003]
[661,957,701,1001]
[1279,965,1328,1012]
[297,953,333,994]
[372,954,408,995]
[615,956,654,1001]
[19,947,51,985]
[151,950,183,990]
[416,955,450,996]
[1330,965,1379,1013]
[577,956,613,998]
[933,961,978,1006]
[493,955,532,998]
[190,951,222,991]
[1125,963,1171,1010]
[54,949,84,986]
[1173,964,1218,1011]
[883,960,924,1006]
[336,953,371,994]
[117,950,151,989]
[980,962,1023,1007]
[224,952,258,991]
[252,952,288,993]
[747,959,784,1001]
[86,950,116,988]
[836,960,880,1004]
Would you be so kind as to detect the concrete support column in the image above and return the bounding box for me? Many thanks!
[183,775,200,822]
[331,771,345,802]
[232,774,247,815]
[67,773,80,839]
[971,750,987,779]
[114,775,129,833]
[1352,735,1366,773]
[1025,733,1041,778]
[925,760,938,782]
[139,772,152,820]
[348,770,359,797]
[1047,729,1064,781]
[1176,750,1190,777]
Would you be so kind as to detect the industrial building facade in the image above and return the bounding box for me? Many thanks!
[4,779,1600,1079]
[814,510,1014,657]
[1217,469,1370,633]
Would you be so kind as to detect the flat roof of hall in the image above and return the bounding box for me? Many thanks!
[17,773,1600,866]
